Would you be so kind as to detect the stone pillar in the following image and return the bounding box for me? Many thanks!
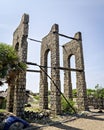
[13,73,26,116]
[75,33,88,111]
[63,32,88,111]
[6,84,15,112]
[6,14,29,117]
[63,55,72,99]
[40,24,61,114]
[6,71,17,112]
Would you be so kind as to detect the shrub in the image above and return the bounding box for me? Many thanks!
[61,96,75,114]
[0,43,27,85]
[34,94,39,100]
[0,98,6,109]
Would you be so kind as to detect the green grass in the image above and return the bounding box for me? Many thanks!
[0,109,6,113]
[34,94,39,100]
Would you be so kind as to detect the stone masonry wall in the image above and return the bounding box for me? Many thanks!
[6,14,88,115]
[6,14,29,117]
[88,98,104,109]
[40,24,61,115]
[63,32,88,111]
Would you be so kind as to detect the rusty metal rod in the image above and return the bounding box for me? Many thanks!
[27,69,41,73]
[26,62,37,66]
[53,31,81,41]
[28,38,42,43]
[26,61,77,113]
[54,67,83,72]
[39,65,77,114]
[26,62,83,72]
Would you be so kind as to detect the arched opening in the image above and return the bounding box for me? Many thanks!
[15,42,19,52]
[44,49,51,109]
[69,55,77,98]
[39,24,61,114]
[47,51,51,91]
[47,51,51,108]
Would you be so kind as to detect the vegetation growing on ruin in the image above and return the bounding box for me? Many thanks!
[0,43,27,86]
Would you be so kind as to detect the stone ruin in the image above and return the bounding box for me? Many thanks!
[6,14,29,116]
[6,14,88,117]
[88,97,104,109]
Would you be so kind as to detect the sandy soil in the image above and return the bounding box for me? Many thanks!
[0,109,104,130]
[39,110,104,130]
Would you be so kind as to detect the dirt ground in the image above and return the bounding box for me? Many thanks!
[0,109,104,130]
[38,109,104,130]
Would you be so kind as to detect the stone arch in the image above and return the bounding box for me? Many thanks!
[69,54,76,69]
[63,32,88,111]
[44,49,50,68]
[6,13,89,116]
[6,14,29,117]
[65,54,76,99]
[15,42,19,52]
[40,24,61,114]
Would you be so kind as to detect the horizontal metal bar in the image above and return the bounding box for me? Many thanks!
[26,62,83,72]
[27,69,41,73]
[54,67,83,72]
[28,38,42,43]
[26,62,38,66]
[53,31,81,41]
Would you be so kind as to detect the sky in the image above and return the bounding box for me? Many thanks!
[0,0,104,92]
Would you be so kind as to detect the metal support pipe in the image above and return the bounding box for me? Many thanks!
[27,69,41,73]
[53,31,81,41]
[26,62,83,72]
[28,38,42,43]
[54,67,83,72]
[26,61,77,113]
[39,65,77,114]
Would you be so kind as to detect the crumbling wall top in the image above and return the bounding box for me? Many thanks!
[13,13,29,37]
[50,24,59,33]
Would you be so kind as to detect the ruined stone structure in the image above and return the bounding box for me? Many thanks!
[6,14,29,117]
[63,32,88,111]
[40,24,61,114]
[6,14,88,116]
[40,28,88,113]
[88,97,104,109]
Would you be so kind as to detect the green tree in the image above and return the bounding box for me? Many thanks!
[0,43,26,86]
[94,84,104,98]
[61,96,75,114]
[87,89,95,97]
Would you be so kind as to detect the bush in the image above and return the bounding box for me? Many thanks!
[61,96,75,114]
[0,43,27,85]
[34,94,39,100]
[0,98,6,109]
